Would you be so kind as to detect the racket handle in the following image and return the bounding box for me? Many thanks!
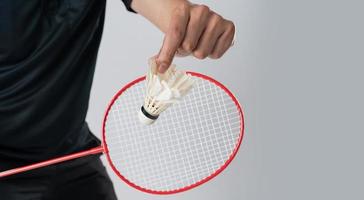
[0,146,104,178]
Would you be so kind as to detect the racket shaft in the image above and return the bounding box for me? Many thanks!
[0,146,104,178]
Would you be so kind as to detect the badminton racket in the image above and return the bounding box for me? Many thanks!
[0,72,244,194]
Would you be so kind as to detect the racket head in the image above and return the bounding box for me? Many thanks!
[102,72,244,194]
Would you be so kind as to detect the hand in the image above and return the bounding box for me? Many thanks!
[156,3,235,73]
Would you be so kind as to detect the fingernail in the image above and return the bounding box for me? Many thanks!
[158,63,168,73]
[176,51,190,57]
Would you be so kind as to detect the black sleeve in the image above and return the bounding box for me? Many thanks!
[121,0,136,13]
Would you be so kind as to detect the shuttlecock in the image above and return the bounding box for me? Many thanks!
[138,58,195,125]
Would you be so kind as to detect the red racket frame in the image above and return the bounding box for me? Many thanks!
[0,72,245,195]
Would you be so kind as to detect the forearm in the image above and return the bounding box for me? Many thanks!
[131,0,190,33]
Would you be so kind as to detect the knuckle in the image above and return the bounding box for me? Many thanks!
[212,14,223,23]
[226,21,235,34]
[209,14,223,28]
[204,26,215,35]
[172,3,190,21]
[195,4,210,15]
[176,2,190,13]
[171,26,184,39]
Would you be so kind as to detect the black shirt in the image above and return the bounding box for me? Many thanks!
[0,0,133,171]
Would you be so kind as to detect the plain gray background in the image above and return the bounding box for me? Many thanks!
[86,0,364,199]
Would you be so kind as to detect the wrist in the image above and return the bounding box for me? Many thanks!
[132,0,191,33]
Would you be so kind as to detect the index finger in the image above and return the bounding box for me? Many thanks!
[157,5,190,73]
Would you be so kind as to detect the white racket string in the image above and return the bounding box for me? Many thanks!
[104,76,242,192]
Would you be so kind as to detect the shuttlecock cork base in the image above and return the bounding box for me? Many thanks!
[138,57,195,125]
[138,106,159,125]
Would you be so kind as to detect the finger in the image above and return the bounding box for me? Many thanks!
[176,48,191,57]
[180,5,210,53]
[209,21,235,59]
[157,5,189,73]
[192,14,225,59]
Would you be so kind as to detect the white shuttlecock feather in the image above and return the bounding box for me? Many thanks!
[138,58,195,125]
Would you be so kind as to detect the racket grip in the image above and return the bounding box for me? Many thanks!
[0,146,104,178]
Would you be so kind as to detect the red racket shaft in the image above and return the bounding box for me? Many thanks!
[0,146,104,178]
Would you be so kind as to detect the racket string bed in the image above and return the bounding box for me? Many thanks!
[104,77,242,192]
